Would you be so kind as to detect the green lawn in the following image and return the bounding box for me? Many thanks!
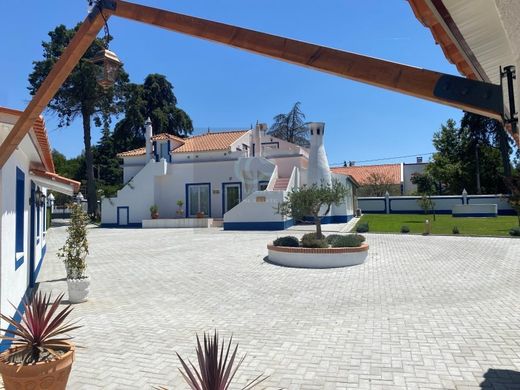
[354,214,519,237]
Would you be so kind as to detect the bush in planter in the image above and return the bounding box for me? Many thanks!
[510,227,520,236]
[331,234,364,248]
[400,225,410,234]
[0,292,80,389]
[57,203,90,303]
[150,204,159,219]
[273,236,300,247]
[355,234,366,242]
[326,234,343,245]
[356,222,369,233]
[301,232,328,248]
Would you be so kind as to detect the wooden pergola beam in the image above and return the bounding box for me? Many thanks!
[0,7,110,168]
[114,0,503,122]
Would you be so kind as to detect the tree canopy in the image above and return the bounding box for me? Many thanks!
[113,74,193,152]
[425,113,511,194]
[29,23,128,215]
[268,102,309,147]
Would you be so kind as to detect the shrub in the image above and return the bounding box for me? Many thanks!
[356,222,369,233]
[273,236,300,247]
[176,331,267,390]
[509,227,520,237]
[331,234,363,248]
[301,232,328,248]
[400,225,410,234]
[326,234,343,245]
[355,234,366,242]
[452,226,460,234]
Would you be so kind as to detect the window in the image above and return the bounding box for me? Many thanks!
[258,181,269,191]
[187,184,210,217]
[15,168,25,267]
[159,142,169,160]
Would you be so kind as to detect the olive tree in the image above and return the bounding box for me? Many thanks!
[279,180,350,237]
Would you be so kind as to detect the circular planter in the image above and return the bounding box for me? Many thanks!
[267,243,369,269]
[0,341,75,390]
[67,277,90,303]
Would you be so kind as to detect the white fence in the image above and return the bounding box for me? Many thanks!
[358,193,514,215]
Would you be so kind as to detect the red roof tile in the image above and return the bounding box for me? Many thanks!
[331,164,402,185]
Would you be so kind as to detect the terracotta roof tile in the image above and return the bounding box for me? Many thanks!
[331,164,401,185]
[30,168,81,192]
[174,130,249,153]
[117,147,146,158]
[0,107,54,172]
[118,130,249,157]
[151,133,186,142]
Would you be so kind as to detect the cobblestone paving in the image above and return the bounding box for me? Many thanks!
[38,226,520,389]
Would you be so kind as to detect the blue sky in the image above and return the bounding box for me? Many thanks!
[0,0,463,165]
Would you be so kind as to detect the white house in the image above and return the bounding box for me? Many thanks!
[0,107,79,352]
[102,120,357,230]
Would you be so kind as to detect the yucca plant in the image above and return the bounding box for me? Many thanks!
[0,291,80,365]
[175,331,267,390]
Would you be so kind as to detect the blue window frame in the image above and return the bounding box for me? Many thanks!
[15,168,25,268]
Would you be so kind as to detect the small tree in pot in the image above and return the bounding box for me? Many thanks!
[57,203,90,303]
[279,179,350,237]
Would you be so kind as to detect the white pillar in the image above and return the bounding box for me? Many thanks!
[462,188,468,205]
[253,124,262,157]
[307,122,332,186]
[145,117,153,160]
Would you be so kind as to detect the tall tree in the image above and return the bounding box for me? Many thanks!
[28,24,128,216]
[113,74,193,152]
[268,102,309,146]
[426,117,508,194]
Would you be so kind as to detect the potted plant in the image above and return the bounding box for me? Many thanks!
[269,180,368,268]
[196,211,205,219]
[150,204,159,219]
[158,331,267,389]
[0,292,80,390]
[57,203,90,303]
[176,200,184,217]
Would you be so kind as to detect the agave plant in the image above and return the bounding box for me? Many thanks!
[175,331,267,390]
[0,291,80,365]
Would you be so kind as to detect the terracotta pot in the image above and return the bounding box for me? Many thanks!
[196,212,205,219]
[0,341,75,390]
[151,212,159,219]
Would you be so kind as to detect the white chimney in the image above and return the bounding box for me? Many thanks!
[307,122,332,186]
[253,123,262,157]
[145,117,153,160]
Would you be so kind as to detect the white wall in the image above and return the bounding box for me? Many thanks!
[0,145,47,333]
[223,190,288,223]
[403,163,427,194]
[102,159,167,225]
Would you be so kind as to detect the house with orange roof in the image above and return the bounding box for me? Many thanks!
[102,120,357,229]
[0,107,79,351]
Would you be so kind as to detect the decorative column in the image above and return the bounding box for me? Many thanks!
[462,188,468,204]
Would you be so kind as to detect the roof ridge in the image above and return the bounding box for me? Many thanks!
[188,129,249,139]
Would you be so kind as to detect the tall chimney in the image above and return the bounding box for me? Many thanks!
[254,123,262,157]
[307,122,332,186]
[145,117,153,160]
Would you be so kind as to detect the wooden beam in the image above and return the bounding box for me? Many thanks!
[114,0,502,121]
[0,8,110,168]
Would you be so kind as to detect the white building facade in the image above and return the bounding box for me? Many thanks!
[102,121,357,230]
[0,107,79,352]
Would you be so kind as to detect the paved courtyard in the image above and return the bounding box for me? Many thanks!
[37,226,520,389]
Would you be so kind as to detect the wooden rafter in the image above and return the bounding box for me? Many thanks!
[0,7,110,168]
[1,0,516,169]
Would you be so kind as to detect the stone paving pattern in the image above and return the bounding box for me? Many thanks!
[37,226,520,389]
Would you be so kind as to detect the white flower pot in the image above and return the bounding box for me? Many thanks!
[67,277,90,303]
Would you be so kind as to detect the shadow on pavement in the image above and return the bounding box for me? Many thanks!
[480,368,520,389]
